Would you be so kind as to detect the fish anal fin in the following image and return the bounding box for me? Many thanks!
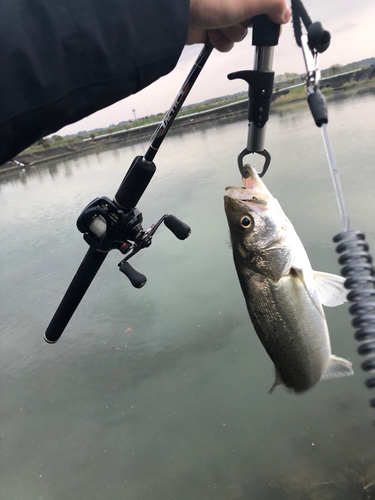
[269,369,283,394]
[321,355,354,380]
[313,271,348,307]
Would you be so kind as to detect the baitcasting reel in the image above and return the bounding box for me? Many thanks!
[77,194,190,289]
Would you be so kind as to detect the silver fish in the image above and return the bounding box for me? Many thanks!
[224,165,353,393]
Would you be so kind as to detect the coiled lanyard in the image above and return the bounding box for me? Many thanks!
[292,0,375,412]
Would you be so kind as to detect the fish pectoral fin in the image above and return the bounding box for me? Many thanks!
[321,355,354,380]
[293,267,324,317]
[313,271,348,307]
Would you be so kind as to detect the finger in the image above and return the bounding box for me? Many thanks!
[194,0,291,29]
[237,0,291,25]
[208,30,235,53]
[186,26,207,45]
[219,24,248,43]
[241,19,253,29]
[266,3,291,24]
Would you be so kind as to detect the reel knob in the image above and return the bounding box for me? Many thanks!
[119,261,147,288]
[164,215,191,240]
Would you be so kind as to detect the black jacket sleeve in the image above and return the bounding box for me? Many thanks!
[0,0,190,165]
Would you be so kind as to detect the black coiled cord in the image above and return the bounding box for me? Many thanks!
[290,0,374,414]
[334,230,375,408]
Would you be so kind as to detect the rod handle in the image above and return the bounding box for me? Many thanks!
[44,247,107,343]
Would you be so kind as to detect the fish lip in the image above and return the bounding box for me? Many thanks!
[225,166,270,206]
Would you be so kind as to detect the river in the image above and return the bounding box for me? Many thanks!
[1,93,375,500]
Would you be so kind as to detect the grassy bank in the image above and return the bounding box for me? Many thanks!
[272,76,375,112]
[2,68,374,172]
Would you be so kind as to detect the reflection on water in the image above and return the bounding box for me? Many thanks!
[1,94,375,500]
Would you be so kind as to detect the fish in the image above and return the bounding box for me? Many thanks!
[224,165,353,394]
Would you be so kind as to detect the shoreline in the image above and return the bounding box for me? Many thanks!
[1,68,374,174]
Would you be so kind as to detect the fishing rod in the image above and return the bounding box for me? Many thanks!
[44,41,213,344]
[291,0,375,410]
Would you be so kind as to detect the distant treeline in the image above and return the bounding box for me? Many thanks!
[275,57,375,85]
[51,56,375,140]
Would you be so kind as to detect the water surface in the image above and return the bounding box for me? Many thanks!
[1,94,375,500]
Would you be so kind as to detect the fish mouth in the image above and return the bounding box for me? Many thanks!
[225,166,269,207]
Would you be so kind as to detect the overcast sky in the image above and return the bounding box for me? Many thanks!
[58,0,375,136]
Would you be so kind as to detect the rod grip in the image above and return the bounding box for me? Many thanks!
[44,247,107,343]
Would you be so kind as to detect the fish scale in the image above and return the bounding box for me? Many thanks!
[225,166,354,394]
[241,268,327,392]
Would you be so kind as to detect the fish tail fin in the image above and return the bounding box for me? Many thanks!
[321,355,354,380]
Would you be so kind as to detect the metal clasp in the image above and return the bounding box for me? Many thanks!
[237,148,271,178]
[301,34,321,92]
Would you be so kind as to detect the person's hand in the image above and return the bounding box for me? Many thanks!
[188,0,291,52]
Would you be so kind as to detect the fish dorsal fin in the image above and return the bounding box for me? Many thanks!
[313,271,348,307]
[321,355,354,380]
[293,267,324,318]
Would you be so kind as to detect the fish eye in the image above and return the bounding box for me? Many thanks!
[239,215,252,229]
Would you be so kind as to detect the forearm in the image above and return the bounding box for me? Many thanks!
[0,0,190,165]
